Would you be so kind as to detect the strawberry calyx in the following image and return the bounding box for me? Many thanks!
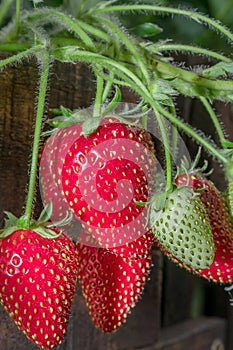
[46,86,149,137]
[176,147,212,179]
[46,107,145,137]
[0,203,62,239]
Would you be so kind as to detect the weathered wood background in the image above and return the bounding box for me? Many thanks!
[0,52,232,350]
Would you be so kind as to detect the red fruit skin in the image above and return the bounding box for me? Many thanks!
[40,129,78,226]
[76,233,152,332]
[40,117,156,247]
[60,117,156,247]
[0,229,78,349]
[110,230,154,260]
[171,173,233,283]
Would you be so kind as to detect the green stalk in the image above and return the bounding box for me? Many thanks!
[153,43,231,63]
[200,97,227,148]
[0,42,31,51]
[155,102,228,165]
[0,46,42,69]
[53,47,229,166]
[25,9,96,51]
[153,109,173,192]
[0,0,14,27]
[24,51,50,227]
[90,5,233,43]
[102,70,116,103]
[170,103,179,157]
[152,58,233,92]
[93,16,150,85]
[14,0,21,38]
[93,67,104,118]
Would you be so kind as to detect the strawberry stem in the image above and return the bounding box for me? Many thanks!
[14,0,21,39]
[154,43,231,63]
[0,0,14,27]
[154,102,229,165]
[90,5,233,43]
[0,46,41,69]
[153,108,173,192]
[200,97,228,148]
[93,67,104,118]
[24,50,50,227]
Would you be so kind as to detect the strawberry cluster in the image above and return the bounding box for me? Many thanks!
[1,117,233,349]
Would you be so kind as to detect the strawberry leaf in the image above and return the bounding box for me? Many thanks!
[130,23,162,38]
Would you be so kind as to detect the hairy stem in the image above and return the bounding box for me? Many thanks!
[200,97,227,147]
[26,8,96,50]
[153,43,231,63]
[53,47,229,166]
[24,51,50,227]
[93,67,104,118]
[155,103,228,165]
[0,46,42,68]
[93,15,150,85]
[0,0,14,27]
[91,5,233,43]
[14,0,21,39]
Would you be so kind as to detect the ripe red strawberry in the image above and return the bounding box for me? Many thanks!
[165,173,233,283]
[0,228,78,348]
[110,230,154,259]
[79,229,154,260]
[40,117,156,248]
[76,232,152,332]
[40,129,76,227]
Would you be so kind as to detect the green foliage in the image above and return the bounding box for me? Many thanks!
[0,0,233,224]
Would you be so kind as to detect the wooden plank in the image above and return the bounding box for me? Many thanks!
[143,317,226,350]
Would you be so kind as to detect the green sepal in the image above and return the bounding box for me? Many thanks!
[150,191,168,212]
[82,117,101,136]
[0,226,19,239]
[16,215,30,229]
[103,86,122,116]
[38,201,53,224]
[48,110,89,129]
[3,211,18,228]
[32,226,61,238]
[134,200,148,207]
[0,208,61,240]
[130,23,162,38]
[51,106,73,117]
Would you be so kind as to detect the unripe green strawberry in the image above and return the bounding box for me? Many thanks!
[173,173,233,283]
[150,187,215,269]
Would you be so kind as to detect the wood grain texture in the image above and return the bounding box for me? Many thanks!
[0,52,94,225]
[144,317,226,350]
